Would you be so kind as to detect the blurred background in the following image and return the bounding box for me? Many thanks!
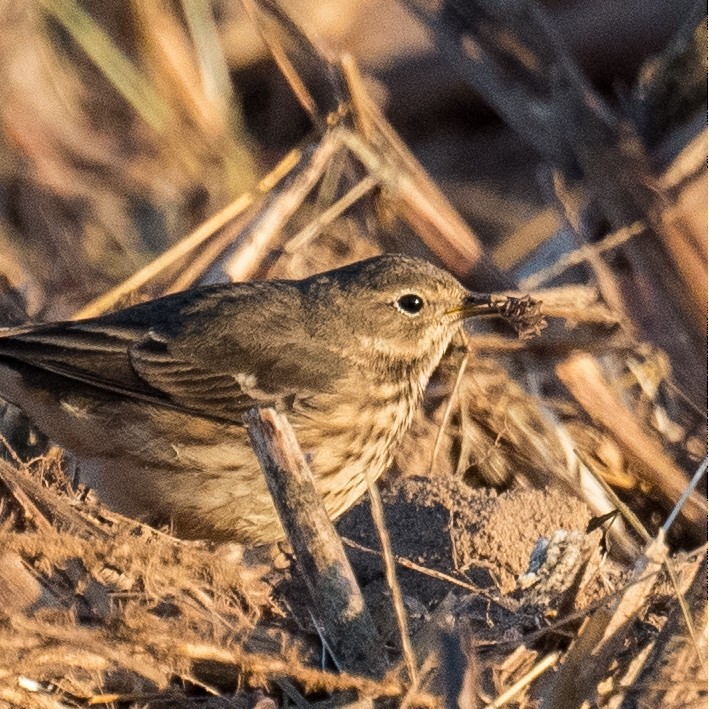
[0,0,703,314]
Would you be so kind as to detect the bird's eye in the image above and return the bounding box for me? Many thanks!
[396,294,424,315]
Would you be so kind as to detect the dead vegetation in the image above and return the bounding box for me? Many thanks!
[0,1,706,707]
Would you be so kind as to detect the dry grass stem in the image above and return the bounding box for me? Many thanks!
[340,127,484,275]
[542,534,670,708]
[73,148,300,318]
[661,457,709,534]
[556,353,707,530]
[520,221,648,291]
[365,480,418,686]
[342,538,486,595]
[240,0,322,127]
[484,651,561,709]
[341,53,375,141]
[38,0,172,133]
[578,451,706,676]
[284,174,379,254]
[429,342,470,476]
[574,448,649,543]
[225,130,343,281]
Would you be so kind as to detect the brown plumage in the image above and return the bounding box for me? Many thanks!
[0,254,510,544]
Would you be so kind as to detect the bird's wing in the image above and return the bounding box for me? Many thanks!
[128,331,276,419]
[0,287,337,423]
[0,320,159,401]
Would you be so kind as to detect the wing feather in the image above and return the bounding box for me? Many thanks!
[129,334,272,419]
[0,283,343,423]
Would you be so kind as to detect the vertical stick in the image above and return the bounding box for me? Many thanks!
[243,407,386,679]
[366,479,418,684]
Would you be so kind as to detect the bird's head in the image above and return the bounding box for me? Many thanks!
[300,254,506,377]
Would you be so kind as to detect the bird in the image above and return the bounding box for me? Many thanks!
[0,254,535,544]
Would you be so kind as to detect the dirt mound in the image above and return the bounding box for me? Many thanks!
[339,475,593,597]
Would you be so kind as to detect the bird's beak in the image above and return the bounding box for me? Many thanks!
[447,293,500,320]
[449,292,547,339]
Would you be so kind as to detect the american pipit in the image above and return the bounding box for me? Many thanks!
[0,254,540,543]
